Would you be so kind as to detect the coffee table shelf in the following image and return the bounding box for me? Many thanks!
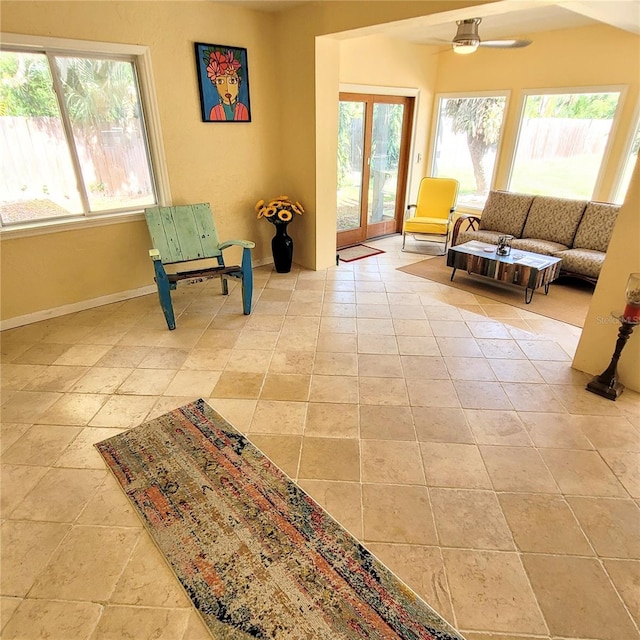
[447,241,562,304]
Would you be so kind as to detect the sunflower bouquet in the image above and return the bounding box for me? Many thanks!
[255,196,304,226]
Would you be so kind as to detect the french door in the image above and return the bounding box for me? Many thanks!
[337,93,414,249]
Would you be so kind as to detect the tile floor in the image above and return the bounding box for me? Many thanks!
[1,234,639,640]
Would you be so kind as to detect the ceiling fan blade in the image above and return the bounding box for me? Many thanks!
[479,39,532,48]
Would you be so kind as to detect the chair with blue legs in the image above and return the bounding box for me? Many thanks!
[144,203,255,330]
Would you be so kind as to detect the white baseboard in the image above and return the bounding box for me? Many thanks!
[1,258,276,332]
[0,285,157,331]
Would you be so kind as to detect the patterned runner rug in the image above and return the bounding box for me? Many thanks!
[96,399,464,640]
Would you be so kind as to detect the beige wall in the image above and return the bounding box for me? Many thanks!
[0,0,283,322]
[573,161,640,391]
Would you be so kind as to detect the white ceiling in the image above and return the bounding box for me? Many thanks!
[220,0,640,45]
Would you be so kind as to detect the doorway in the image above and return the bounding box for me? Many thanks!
[336,93,414,249]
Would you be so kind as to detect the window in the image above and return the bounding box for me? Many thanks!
[508,89,622,200]
[614,118,640,205]
[0,37,165,230]
[431,93,508,209]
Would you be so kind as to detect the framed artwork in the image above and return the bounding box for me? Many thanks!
[194,42,251,123]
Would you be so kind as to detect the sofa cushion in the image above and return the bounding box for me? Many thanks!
[457,229,503,246]
[478,191,534,238]
[572,201,620,252]
[522,196,587,247]
[511,238,568,256]
[554,248,604,279]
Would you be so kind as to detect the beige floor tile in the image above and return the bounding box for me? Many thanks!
[603,559,640,627]
[498,493,593,555]
[554,384,625,415]
[356,303,391,319]
[407,379,460,408]
[430,321,472,338]
[117,368,177,395]
[567,496,640,558]
[260,373,310,401]
[357,354,403,377]
[436,337,483,358]
[358,334,399,354]
[30,525,140,601]
[52,344,112,366]
[519,413,594,449]
[522,554,639,640]
[362,484,437,544]
[297,480,362,537]
[298,436,359,481]
[247,434,302,478]
[454,381,512,410]
[443,549,546,634]
[36,392,109,426]
[577,415,640,452]
[531,360,590,385]
[322,302,357,317]
[0,521,70,596]
[24,365,89,392]
[431,488,515,551]
[400,355,449,379]
[211,371,264,399]
[89,395,157,428]
[1,364,47,392]
[476,339,527,360]
[234,330,279,350]
[389,305,427,320]
[248,400,307,435]
[444,357,496,381]
[182,348,231,371]
[392,319,433,337]
[309,375,358,403]
[539,448,628,497]
[92,605,191,640]
[12,343,71,365]
[0,465,49,518]
[95,345,152,368]
[164,370,220,397]
[206,398,256,432]
[397,335,439,356]
[501,382,565,412]
[488,359,544,383]
[245,314,285,332]
[77,474,143,527]
[268,350,315,374]
[460,634,544,640]
[599,449,640,498]
[138,347,190,369]
[313,352,358,376]
[466,321,511,339]
[359,377,408,406]
[0,423,31,453]
[1,391,63,423]
[464,409,532,446]
[413,407,474,444]
[9,468,106,522]
[366,543,454,622]
[304,403,359,438]
[0,599,102,640]
[319,316,356,334]
[420,442,492,489]
[359,405,415,440]
[361,440,425,485]
[71,367,133,393]
[2,424,81,466]
[316,333,357,353]
[111,534,190,607]
[0,597,22,632]
[480,446,559,493]
[516,339,572,361]
[56,426,126,469]
[276,328,318,351]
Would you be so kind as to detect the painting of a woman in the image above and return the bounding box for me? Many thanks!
[195,43,251,123]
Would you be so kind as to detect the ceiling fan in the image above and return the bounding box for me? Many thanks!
[452,18,532,54]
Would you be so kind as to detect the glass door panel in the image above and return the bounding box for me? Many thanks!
[337,101,365,233]
[367,103,403,236]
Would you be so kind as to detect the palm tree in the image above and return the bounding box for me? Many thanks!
[444,97,505,195]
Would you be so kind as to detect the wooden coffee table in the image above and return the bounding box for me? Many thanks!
[447,241,562,304]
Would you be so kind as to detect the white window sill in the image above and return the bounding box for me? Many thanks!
[0,210,146,239]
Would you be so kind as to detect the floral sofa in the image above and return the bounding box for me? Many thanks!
[451,190,620,283]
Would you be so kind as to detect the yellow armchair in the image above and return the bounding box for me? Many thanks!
[402,177,460,254]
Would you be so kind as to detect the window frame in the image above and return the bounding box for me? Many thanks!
[0,32,171,238]
[613,103,640,205]
[505,84,627,201]
[428,89,511,212]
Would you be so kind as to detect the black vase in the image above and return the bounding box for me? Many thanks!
[271,222,293,273]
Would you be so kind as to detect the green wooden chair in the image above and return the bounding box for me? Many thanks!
[144,203,255,330]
